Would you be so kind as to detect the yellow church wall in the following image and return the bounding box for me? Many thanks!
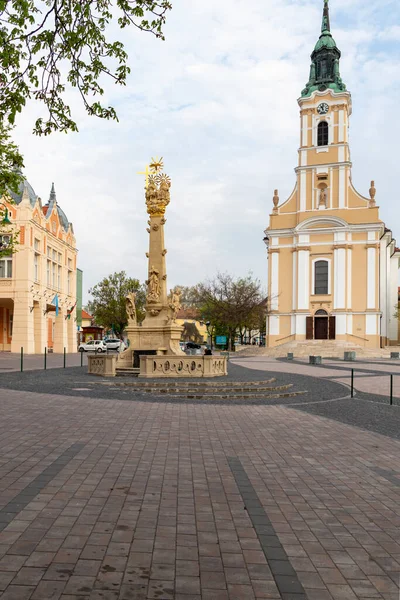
[279,249,293,314]
[270,213,297,229]
[278,187,297,215]
[347,184,371,209]
[309,234,332,244]
[306,147,339,166]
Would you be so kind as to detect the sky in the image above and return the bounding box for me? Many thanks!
[13,0,400,303]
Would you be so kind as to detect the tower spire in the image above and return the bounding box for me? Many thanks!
[49,182,56,203]
[301,0,346,98]
[321,0,330,33]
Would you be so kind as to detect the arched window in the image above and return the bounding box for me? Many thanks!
[318,121,329,146]
[314,260,329,295]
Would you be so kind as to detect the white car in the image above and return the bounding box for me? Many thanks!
[105,338,126,352]
[78,340,107,353]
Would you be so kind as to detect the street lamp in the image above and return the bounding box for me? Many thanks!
[0,203,11,226]
[205,321,213,351]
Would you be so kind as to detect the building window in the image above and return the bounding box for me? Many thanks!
[58,266,61,290]
[0,258,12,278]
[317,121,329,146]
[52,262,56,287]
[34,238,40,252]
[67,270,71,295]
[314,260,329,295]
[34,253,39,282]
[47,260,51,285]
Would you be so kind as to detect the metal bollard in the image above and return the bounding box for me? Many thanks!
[44,347,47,370]
[63,347,66,368]
[390,374,393,406]
[81,350,83,367]
[351,369,354,398]
[20,347,23,372]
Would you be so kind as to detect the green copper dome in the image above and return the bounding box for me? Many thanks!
[301,0,347,98]
[314,32,338,52]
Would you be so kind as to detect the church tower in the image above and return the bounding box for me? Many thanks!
[264,0,399,349]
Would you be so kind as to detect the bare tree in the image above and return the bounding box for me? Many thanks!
[195,273,266,351]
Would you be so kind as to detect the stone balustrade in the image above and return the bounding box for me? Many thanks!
[139,355,228,378]
[88,354,117,377]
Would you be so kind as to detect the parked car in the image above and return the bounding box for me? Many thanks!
[179,342,186,352]
[78,340,107,353]
[105,338,126,352]
[184,342,203,356]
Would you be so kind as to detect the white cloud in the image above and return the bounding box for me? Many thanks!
[12,0,400,301]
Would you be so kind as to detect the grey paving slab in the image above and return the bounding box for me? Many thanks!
[0,359,398,599]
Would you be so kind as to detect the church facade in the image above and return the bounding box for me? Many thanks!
[264,0,400,349]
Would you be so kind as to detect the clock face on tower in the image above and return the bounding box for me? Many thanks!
[317,102,329,115]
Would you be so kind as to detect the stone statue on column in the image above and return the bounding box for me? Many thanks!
[117,158,184,370]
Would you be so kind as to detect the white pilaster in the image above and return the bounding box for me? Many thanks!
[338,110,345,143]
[347,248,352,309]
[367,248,376,309]
[312,113,316,146]
[339,166,346,208]
[292,252,297,310]
[347,314,353,335]
[297,250,310,310]
[269,315,279,336]
[291,315,296,335]
[366,314,377,335]
[300,171,307,212]
[334,248,346,309]
[295,314,306,335]
[336,314,347,335]
[302,115,308,147]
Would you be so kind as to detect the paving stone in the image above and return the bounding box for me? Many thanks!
[0,363,398,600]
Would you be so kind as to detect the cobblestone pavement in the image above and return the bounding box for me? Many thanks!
[0,361,399,599]
[234,356,400,400]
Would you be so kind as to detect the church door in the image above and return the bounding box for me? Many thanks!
[315,317,328,340]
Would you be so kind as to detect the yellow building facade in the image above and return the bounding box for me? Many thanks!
[265,0,400,349]
[0,179,78,353]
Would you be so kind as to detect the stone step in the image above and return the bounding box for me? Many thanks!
[147,390,306,400]
[114,384,293,394]
[112,379,276,388]
[115,368,140,377]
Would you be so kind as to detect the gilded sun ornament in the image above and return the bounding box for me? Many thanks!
[149,156,164,174]
[155,173,171,187]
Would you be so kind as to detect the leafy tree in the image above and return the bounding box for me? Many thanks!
[0,0,172,190]
[0,123,24,198]
[177,285,201,309]
[195,273,266,351]
[87,271,146,336]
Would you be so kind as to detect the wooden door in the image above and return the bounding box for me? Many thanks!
[328,316,336,340]
[306,317,313,340]
[315,317,328,340]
